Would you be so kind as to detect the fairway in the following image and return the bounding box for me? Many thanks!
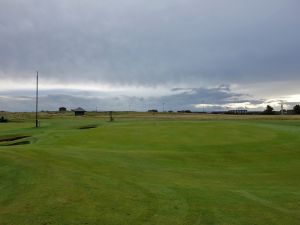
[0,117,300,225]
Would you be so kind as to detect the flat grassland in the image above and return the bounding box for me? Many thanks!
[0,113,300,225]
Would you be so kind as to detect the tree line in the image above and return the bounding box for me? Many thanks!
[264,104,300,115]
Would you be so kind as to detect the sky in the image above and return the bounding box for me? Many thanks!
[0,0,299,112]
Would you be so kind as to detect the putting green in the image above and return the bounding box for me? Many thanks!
[0,118,300,225]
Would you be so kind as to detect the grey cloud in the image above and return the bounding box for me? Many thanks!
[1,1,300,111]
[0,0,300,87]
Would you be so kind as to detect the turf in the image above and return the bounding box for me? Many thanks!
[0,116,300,224]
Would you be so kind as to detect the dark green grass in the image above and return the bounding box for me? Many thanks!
[0,118,300,225]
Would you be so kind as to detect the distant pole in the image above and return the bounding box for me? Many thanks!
[281,102,284,115]
[35,71,39,128]
[109,111,114,122]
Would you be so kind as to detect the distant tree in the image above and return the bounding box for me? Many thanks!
[264,105,274,115]
[0,116,8,123]
[293,105,300,114]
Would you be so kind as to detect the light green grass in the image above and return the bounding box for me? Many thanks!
[0,117,300,225]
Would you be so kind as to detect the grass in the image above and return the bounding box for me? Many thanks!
[0,114,300,224]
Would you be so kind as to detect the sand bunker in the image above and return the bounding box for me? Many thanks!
[0,135,31,146]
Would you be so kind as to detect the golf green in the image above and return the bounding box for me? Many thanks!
[0,118,300,224]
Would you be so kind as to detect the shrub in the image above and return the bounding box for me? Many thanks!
[293,105,300,114]
[264,105,274,115]
[0,116,8,123]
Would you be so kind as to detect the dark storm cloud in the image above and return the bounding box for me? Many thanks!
[0,85,263,112]
[147,85,263,111]
[1,0,300,86]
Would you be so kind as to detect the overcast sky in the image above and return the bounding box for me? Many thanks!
[0,0,299,111]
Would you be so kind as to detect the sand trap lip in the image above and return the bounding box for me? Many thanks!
[4,141,31,146]
[79,125,98,130]
[0,135,30,143]
[0,135,31,146]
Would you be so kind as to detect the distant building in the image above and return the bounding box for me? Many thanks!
[227,109,248,115]
[59,107,67,112]
[177,110,192,113]
[211,111,227,114]
[148,109,158,113]
[72,107,86,116]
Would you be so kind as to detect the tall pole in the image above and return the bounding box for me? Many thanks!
[36,71,39,128]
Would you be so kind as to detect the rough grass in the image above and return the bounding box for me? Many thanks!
[0,114,300,224]
[2,111,300,122]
